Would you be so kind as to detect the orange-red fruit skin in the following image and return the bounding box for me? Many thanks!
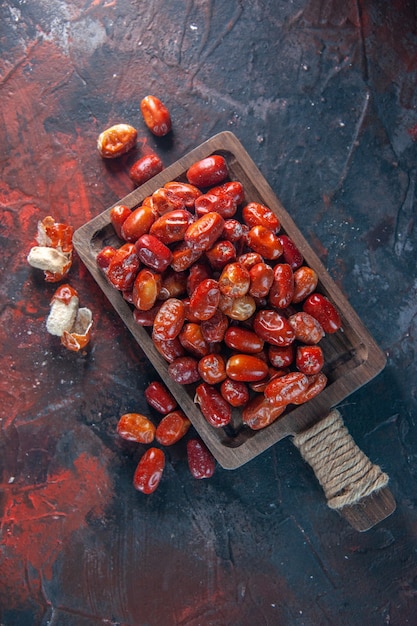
[144,380,177,414]
[140,95,172,136]
[117,413,156,444]
[129,153,164,186]
[186,155,229,188]
[187,438,216,479]
[133,448,165,494]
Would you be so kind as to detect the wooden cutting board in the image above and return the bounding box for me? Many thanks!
[73,131,395,531]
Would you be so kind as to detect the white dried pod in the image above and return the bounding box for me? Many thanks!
[27,246,69,274]
[46,286,79,337]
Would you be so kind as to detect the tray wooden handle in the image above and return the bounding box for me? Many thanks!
[292,409,396,531]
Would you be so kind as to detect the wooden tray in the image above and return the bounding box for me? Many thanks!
[74,132,394,530]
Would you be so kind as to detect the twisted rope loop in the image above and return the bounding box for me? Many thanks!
[292,409,389,510]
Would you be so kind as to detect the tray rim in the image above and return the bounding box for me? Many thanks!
[73,130,386,469]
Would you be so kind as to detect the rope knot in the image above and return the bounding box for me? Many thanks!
[292,409,389,509]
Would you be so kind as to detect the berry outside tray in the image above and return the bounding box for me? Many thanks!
[73,131,395,531]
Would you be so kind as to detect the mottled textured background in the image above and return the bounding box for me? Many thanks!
[1,1,416,624]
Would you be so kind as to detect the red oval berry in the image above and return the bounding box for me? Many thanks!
[248,262,274,298]
[179,323,210,358]
[200,309,229,343]
[268,263,294,309]
[110,205,131,238]
[187,438,216,479]
[186,155,229,188]
[97,245,117,271]
[198,353,227,385]
[242,394,287,430]
[121,205,156,243]
[155,410,190,446]
[224,327,264,354]
[145,381,177,414]
[195,382,232,428]
[302,293,342,334]
[220,378,249,407]
[152,298,185,341]
[188,278,220,321]
[264,371,309,406]
[117,413,155,444]
[242,202,280,232]
[106,243,140,291]
[268,344,295,368]
[296,344,324,375]
[140,95,172,136]
[278,234,304,269]
[246,225,283,260]
[218,262,251,298]
[129,153,164,186]
[253,309,295,347]
[168,356,200,385]
[135,233,173,272]
[132,268,161,311]
[184,212,225,252]
[133,448,165,494]
[288,312,324,344]
[292,372,328,404]
[226,354,269,382]
[292,266,318,304]
[150,209,194,245]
